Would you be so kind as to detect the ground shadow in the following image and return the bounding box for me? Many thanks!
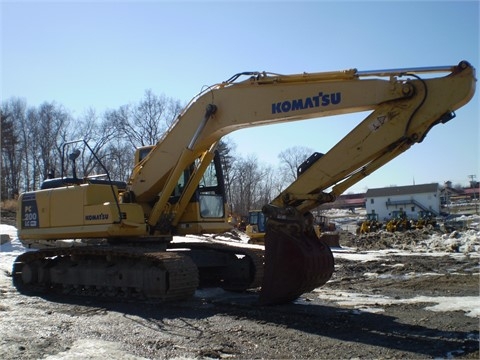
[27,287,479,359]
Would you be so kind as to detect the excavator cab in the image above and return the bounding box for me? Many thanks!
[248,210,266,232]
[172,150,232,234]
[134,144,231,234]
[245,210,266,243]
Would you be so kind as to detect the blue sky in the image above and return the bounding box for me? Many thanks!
[1,0,479,193]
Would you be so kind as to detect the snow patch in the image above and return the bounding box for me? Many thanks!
[43,339,149,360]
[313,289,480,318]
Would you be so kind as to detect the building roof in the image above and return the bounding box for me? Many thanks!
[441,187,464,195]
[464,187,480,195]
[365,183,439,198]
[318,193,365,210]
[342,198,365,206]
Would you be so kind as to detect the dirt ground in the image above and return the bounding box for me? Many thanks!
[0,212,479,359]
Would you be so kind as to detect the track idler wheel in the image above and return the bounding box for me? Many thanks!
[259,206,334,305]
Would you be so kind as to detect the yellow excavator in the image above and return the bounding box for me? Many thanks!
[358,212,382,234]
[13,61,476,305]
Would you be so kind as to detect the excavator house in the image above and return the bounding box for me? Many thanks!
[13,61,476,305]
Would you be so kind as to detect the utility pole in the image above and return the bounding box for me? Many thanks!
[468,175,478,215]
[468,174,476,185]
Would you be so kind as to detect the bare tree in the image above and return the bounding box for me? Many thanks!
[278,146,314,186]
[29,102,71,188]
[67,108,126,179]
[103,140,135,181]
[229,154,269,215]
[253,164,278,207]
[111,89,185,149]
[165,98,184,128]
[230,158,280,215]
[0,91,234,199]
[216,138,236,212]
[1,109,20,199]
[1,98,27,197]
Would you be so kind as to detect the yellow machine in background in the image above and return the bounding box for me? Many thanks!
[385,210,412,232]
[245,210,266,244]
[13,61,476,305]
[358,212,382,234]
[415,210,438,230]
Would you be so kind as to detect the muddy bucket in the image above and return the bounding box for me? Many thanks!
[259,223,335,305]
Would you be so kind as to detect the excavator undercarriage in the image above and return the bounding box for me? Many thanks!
[13,239,266,302]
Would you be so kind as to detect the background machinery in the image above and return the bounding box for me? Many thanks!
[358,212,382,234]
[415,210,438,230]
[13,61,476,305]
[245,209,339,247]
[245,210,266,244]
[385,210,412,232]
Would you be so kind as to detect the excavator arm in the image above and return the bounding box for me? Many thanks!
[129,61,475,231]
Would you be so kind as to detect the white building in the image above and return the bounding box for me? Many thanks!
[365,183,440,221]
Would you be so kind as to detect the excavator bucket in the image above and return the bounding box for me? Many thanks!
[259,207,335,305]
[318,233,341,248]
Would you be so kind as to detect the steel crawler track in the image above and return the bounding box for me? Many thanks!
[168,241,265,291]
[12,241,265,302]
[12,246,199,301]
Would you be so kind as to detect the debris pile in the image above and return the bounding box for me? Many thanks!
[340,228,480,254]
